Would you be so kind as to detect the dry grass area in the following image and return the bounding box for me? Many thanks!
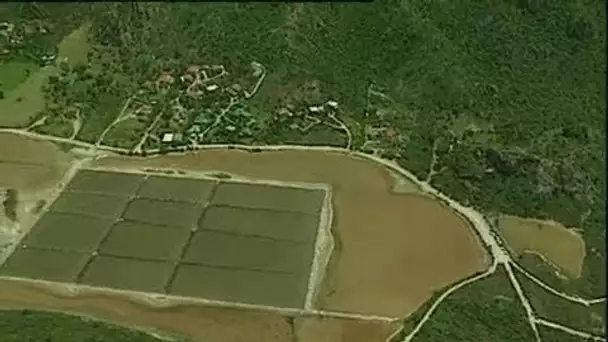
[0,133,71,191]
[95,149,487,317]
[0,279,293,342]
[295,316,399,342]
[498,215,586,279]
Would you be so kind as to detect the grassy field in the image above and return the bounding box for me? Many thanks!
[0,249,89,282]
[200,205,319,243]
[515,269,605,336]
[212,182,325,215]
[49,191,130,219]
[122,198,203,229]
[23,212,114,252]
[408,267,536,342]
[66,170,145,196]
[75,93,125,143]
[183,230,313,274]
[79,256,173,293]
[0,66,55,127]
[169,264,308,308]
[136,175,216,203]
[100,221,190,260]
[538,325,598,342]
[101,117,149,149]
[56,23,92,67]
[498,215,586,279]
[0,310,167,342]
[0,61,39,93]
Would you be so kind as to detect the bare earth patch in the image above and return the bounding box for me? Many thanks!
[498,215,586,279]
[94,149,488,317]
[295,316,399,342]
[0,279,292,342]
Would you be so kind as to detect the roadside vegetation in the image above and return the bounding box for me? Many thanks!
[407,267,536,342]
[515,269,605,336]
[0,310,172,342]
[538,325,597,342]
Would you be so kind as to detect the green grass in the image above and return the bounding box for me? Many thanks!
[514,268,606,336]
[0,66,55,127]
[0,61,39,93]
[57,23,92,67]
[410,266,537,342]
[76,93,124,143]
[0,310,169,342]
[101,117,149,149]
[538,325,597,342]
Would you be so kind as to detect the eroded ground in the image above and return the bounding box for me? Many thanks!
[95,149,488,317]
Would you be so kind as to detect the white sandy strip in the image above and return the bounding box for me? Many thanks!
[304,185,335,310]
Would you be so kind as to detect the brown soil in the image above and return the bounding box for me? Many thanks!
[94,149,488,317]
[0,279,292,342]
[498,215,586,279]
[295,316,399,342]
[0,133,71,191]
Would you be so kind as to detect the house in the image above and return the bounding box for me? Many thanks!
[308,105,324,113]
[161,133,174,143]
[205,84,219,92]
[327,100,339,109]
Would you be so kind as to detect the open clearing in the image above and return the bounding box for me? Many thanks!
[294,316,399,342]
[95,149,488,317]
[0,168,325,310]
[498,215,586,279]
[0,61,39,93]
[0,24,91,128]
[56,23,92,66]
[0,66,53,128]
[0,133,71,191]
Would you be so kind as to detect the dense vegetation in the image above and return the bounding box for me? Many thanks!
[410,267,536,341]
[0,2,604,340]
[538,326,596,342]
[94,0,603,298]
[515,268,606,336]
[0,310,171,342]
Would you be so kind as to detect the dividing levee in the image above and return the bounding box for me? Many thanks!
[0,168,327,310]
[94,149,489,317]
